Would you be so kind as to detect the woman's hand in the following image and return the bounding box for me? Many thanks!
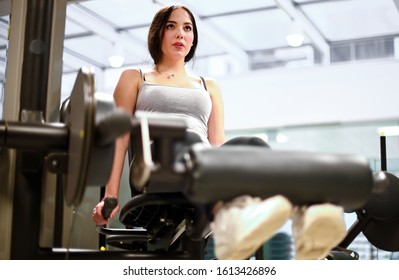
[92,198,120,225]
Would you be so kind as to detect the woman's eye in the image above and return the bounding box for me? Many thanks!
[185,25,192,31]
[166,24,174,29]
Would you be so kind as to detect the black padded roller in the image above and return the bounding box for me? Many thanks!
[184,145,374,211]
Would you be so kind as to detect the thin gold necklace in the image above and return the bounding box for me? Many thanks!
[155,66,185,79]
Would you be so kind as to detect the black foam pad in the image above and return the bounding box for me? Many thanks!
[184,145,373,211]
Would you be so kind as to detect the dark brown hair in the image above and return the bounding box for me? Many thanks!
[148,4,198,64]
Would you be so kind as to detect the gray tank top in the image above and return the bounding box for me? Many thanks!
[135,71,212,146]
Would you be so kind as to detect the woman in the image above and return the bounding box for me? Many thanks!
[92,4,346,260]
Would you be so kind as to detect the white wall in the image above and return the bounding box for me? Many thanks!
[219,59,399,130]
[61,59,399,130]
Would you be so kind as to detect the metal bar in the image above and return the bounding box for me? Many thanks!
[0,0,28,261]
[338,212,371,249]
[41,248,192,260]
[1,121,68,150]
[380,134,387,171]
[11,0,55,259]
[19,1,53,114]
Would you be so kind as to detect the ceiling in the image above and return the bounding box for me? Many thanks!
[1,0,399,83]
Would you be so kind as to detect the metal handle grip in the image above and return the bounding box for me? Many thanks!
[101,196,118,219]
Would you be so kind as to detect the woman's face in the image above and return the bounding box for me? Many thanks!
[161,8,194,62]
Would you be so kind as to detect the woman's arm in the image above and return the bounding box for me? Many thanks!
[92,68,141,224]
[206,78,226,147]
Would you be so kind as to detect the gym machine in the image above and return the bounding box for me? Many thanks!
[3,66,399,259]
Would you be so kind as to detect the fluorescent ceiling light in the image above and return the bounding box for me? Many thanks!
[108,55,125,68]
[108,42,125,68]
[286,33,304,47]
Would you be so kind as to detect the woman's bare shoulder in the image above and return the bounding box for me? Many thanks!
[202,76,221,95]
[119,68,142,81]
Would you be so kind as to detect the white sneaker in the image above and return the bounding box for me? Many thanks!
[292,203,347,260]
[211,195,292,260]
